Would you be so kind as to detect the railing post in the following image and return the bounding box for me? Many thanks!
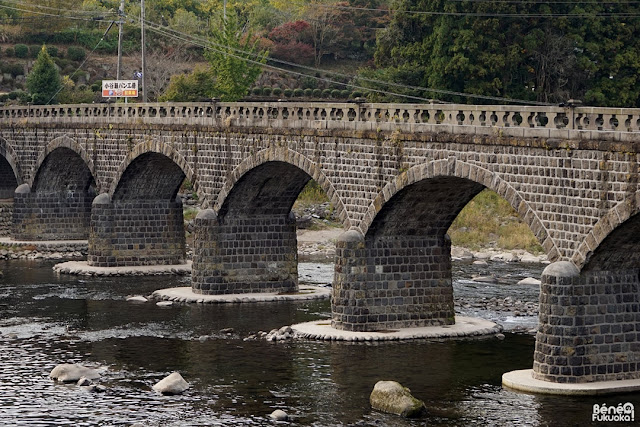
[567,99,582,130]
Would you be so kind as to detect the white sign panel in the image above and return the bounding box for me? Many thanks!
[102,80,138,98]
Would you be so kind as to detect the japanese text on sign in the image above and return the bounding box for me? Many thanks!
[101,80,139,98]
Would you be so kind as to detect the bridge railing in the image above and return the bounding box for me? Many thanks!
[1,102,638,140]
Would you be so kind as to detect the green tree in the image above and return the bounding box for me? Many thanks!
[159,66,216,102]
[26,45,61,104]
[204,14,267,101]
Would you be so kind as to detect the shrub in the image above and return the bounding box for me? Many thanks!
[0,94,8,102]
[340,89,350,98]
[29,45,41,58]
[2,63,24,77]
[252,87,262,95]
[90,81,101,92]
[312,88,321,97]
[262,86,272,96]
[293,88,303,97]
[14,44,28,58]
[283,88,293,97]
[46,46,59,58]
[66,46,86,61]
[351,91,363,98]
[303,88,312,97]
[272,87,282,96]
[321,89,331,98]
[301,76,317,90]
[331,89,341,98]
[4,47,13,57]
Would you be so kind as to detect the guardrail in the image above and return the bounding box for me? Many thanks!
[1,102,639,140]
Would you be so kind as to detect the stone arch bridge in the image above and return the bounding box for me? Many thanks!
[1,101,640,386]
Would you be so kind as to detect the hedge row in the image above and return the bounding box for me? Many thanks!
[2,44,86,61]
[251,87,364,99]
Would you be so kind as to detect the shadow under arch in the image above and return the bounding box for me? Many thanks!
[573,194,640,270]
[108,139,198,201]
[214,147,349,229]
[193,149,344,295]
[359,158,556,260]
[89,140,190,267]
[0,137,21,196]
[332,158,554,332]
[31,135,97,190]
[13,135,96,241]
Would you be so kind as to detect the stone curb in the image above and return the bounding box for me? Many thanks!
[292,316,502,342]
[502,369,640,396]
[0,237,88,252]
[53,261,192,276]
[152,285,331,303]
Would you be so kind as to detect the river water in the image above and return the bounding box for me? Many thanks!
[0,259,637,426]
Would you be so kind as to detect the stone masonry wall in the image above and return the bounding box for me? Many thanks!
[0,201,12,236]
[88,198,185,266]
[533,262,640,383]
[13,192,91,240]
[192,210,298,294]
[332,231,454,332]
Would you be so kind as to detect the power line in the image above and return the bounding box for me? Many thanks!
[0,3,115,22]
[137,15,551,105]
[317,3,640,18]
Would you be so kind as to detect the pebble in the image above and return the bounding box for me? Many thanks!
[269,409,288,421]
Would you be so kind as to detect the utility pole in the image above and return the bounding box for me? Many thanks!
[116,0,124,80]
[141,0,147,103]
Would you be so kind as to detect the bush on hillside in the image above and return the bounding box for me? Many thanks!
[272,87,282,96]
[283,88,293,97]
[14,44,28,58]
[29,45,41,58]
[66,46,86,61]
[4,47,13,57]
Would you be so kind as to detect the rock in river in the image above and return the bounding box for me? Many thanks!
[152,372,189,395]
[50,364,101,383]
[370,380,426,418]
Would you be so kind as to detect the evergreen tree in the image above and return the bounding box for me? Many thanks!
[26,46,61,105]
[204,14,267,101]
[369,0,640,106]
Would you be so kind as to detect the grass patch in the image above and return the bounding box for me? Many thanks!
[183,208,199,222]
[295,180,329,206]
[448,189,543,254]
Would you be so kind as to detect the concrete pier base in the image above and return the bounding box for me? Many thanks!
[503,369,640,396]
[293,316,501,342]
[53,260,191,276]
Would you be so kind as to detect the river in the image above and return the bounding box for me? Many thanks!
[0,259,636,426]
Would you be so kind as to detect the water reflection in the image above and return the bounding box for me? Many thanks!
[0,260,637,425]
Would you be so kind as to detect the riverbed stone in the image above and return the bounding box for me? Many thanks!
[517,277,541,286]
[370,380,426,418]
[152,372,189,395]
[50,364,101,383]
[269,409,288,421]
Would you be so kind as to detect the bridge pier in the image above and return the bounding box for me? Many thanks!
[191,209,298,294]
[332,229,455,332]
[533,261,640,384]
[88,193,186,267]
[13,183,93,240]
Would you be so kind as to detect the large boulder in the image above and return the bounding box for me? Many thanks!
[369,380,426,418]
[152,372,189,395]
[50,364,101,383]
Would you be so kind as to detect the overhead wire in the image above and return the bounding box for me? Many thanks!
[137,15,552,105]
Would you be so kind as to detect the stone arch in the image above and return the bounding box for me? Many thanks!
[109,139,196,200]
[0,137,21,184]
[214,147,349,228]
[574,194,640,270]
[31,135,96,190]
[359,157,557,260]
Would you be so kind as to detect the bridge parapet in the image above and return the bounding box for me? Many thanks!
[2,102,640,141]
